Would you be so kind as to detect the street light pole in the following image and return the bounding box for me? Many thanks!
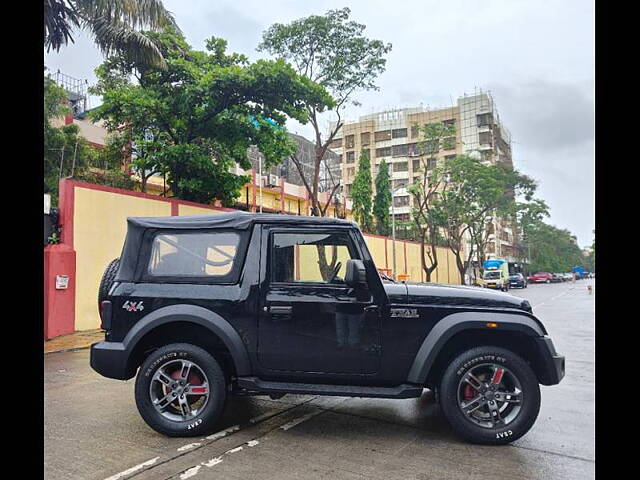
[258,155,263,213]
[391,195,396,279]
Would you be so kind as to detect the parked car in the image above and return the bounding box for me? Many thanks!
[527,272,554,283]
[562,273,573,281]
[90,212,565,446]
[551,273,564,283]
[508,273,527,288]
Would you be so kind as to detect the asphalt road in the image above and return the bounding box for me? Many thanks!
[44,279,595,480]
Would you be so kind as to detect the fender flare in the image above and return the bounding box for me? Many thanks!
[122,304,251,376]
[406,311,544,385]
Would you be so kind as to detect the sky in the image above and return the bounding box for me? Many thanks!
[44,0,595,247]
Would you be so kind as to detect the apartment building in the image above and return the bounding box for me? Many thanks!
[329,92,519,263]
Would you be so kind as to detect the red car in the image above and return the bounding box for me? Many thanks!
[527,272,554,283]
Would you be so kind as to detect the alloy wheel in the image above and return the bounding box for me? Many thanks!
[149,359,210,422]
[457,363,523,429]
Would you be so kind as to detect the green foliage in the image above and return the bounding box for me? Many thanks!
[90,30,332,206]
[351,149,373,232]
[258,7,391,215]
[44,0,179,69]
[424,154,538,283]
[526,223,586,273]
[373,159,391,236]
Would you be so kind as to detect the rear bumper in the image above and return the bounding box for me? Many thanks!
[534,336,565,385]
[90,341,133,380]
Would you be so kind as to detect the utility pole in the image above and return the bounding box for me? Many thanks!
[259,155,263,213]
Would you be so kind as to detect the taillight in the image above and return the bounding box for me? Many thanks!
[100,300,112,331]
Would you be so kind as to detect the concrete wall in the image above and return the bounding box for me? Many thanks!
[51,179,461,335]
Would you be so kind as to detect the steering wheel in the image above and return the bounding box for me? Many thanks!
[326,262,342,283]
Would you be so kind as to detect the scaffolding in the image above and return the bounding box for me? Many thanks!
[49,69,89,117]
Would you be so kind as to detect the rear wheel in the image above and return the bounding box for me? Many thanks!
[134,343,227,437]
[439,346,540,445]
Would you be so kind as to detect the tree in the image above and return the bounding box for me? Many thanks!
[90,30,332,205]
[429,155,537,284]
[44,0,179,68]
[373,159,391,236]
[351,149,374,232]
[524,223,585,273]
[407,121,457,281]
[259,7,392,216]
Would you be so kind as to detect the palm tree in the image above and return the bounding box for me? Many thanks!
[44,0,179,68]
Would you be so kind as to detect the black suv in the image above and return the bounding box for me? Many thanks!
[90,212,564,445]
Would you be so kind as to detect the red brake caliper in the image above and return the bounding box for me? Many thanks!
[170,370,205,394]
[463,384,476,400]
[491,367,504,386]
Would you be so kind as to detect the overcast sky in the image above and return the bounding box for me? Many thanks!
[44,0,595,247]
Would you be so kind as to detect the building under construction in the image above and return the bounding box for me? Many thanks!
[329,90,520,268]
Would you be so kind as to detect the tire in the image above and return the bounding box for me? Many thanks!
[134,343,227,437]
[439,346,541,445]
[98,258,120,306]
[546,279,551,284]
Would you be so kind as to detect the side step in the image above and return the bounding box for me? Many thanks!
[236,377,423,399]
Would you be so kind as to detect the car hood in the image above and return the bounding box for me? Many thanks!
[384,282,532,312]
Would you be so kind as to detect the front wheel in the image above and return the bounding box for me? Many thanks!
[134,343,227,437]
[439,346,541,445]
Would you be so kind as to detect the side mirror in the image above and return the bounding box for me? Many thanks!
[345,259,368,289]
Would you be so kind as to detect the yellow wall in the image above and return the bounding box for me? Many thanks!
[72,184,461,331]
[73,187,172,331]
[178,204,223,216]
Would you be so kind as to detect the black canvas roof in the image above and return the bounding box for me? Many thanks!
[127,211,356,230]
[116,212,356,282]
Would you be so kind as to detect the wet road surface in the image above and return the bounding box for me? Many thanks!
[44,279,595,479]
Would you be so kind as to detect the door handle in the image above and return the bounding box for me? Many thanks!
[269,306,292,315]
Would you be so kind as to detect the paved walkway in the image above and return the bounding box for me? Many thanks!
[45,329,103,354]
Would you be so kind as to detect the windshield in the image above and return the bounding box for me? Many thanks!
[483,271,502,279]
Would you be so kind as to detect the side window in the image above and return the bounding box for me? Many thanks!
[271,232,356,284]
[148,232,240,278]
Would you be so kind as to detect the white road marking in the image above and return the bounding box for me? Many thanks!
[179,465,201,479]
[177,443,202,452]
[206,424,240,440]
[202,457,223,467]
[247,440,259,447]
[227,446,243,454]
[103,457,159,480]
[280,411,321,431]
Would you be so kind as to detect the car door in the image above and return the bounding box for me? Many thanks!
[257,227,382,377]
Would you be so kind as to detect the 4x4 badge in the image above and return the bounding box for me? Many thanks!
[123,300,144,312]
[391,308,418,318]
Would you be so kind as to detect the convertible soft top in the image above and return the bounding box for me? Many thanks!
[116,212,356,282]
[127,211,355,230]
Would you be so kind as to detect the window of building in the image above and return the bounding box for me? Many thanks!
[345,135,355,149]
[393,162,408,172]
[407,143,420,156]
[329,138,342,149]
[271,232,356,284]
[477,113,493,127]
[360,132,371,145]
[413,176,421,184]
[148,232,241,279]
[374,130,392,142]
[346,167,355,176]
[344,184,352,197]
[412,159,422,171]
[427,158,438,169]
[393,179,408,190]
[442,137,456,150]
[392,128,408,139]
[392,144,408,156]
[411,125,420,138]
[346,151,355,163]
[478,131,492,145]
[443,118,455,127]
[393,196,410,207]
[376,147,391,157]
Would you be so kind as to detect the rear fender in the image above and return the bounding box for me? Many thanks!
[122,304,251,376]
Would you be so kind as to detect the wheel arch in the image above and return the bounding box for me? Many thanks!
[407,311,546,387]
[123,304,251,379]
